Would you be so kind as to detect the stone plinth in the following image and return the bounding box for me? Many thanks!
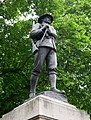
[0,92,90,120]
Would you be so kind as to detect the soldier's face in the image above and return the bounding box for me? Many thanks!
[42,17,51,24]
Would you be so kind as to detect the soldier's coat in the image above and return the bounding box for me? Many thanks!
[30,23,57,54]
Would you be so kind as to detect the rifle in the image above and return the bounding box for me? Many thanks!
[31,20,38,54]
[31,21,48,54]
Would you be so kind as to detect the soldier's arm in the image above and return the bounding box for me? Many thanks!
[30,23,48,39]
[47,26,57,39]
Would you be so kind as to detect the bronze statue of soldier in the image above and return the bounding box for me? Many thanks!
[29,14,65,98]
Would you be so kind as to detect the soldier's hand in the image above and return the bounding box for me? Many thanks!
[41,23,49,32]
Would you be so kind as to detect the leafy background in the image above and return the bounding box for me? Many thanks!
[0,0,91,118]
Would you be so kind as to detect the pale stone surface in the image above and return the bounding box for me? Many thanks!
[0,94,90,120]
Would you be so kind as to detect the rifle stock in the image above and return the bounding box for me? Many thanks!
[32,40,38,54]
[31,20,48,54]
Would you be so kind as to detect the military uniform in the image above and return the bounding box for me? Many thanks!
[29,14,58,97]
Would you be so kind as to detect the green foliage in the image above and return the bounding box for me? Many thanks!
[54,0,91,117]
[0,0,91,118]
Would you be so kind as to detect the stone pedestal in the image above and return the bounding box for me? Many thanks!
[0,92,90,120]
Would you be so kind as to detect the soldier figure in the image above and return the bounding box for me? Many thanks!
[29,14,64,98]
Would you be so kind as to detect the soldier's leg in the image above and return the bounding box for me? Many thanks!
[29,74,38,97]
[46,49,57,90]
[29,47,49,97]
[46,49,65,94]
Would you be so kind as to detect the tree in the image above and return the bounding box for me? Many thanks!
[53,0,91,117]
[0,0,91,118]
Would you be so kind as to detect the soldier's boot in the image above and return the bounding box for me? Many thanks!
[49,74,65,94]
[29,74,38,98]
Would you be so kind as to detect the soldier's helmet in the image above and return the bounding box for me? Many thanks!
[38,14,53,23]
